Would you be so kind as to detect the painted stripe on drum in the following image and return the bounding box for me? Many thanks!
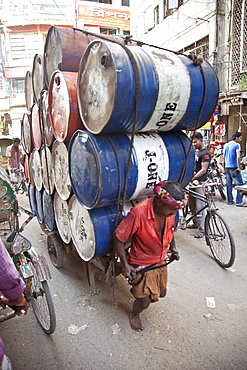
[141,47,191,132]
[129,132,169,200]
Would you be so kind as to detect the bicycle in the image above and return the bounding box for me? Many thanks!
[0,200,56,334]
[9,168,27,195]
[208,154,226,200]
[178,180,235,268]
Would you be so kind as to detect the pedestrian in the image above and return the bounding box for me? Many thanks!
[113,181,188,332]
[188,131,211,238]
[0,238,28,370]
[223,131,246,206]
[5,138,23,171]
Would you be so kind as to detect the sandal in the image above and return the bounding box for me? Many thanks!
[194,232,204,238]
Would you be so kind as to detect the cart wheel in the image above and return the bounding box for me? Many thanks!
[29,261,56,335]
[47,233,64,268]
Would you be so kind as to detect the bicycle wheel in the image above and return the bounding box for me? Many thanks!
[29,261,56,334]
[216,169,226,200]
[204,210,235,268]
[47,233,64,268]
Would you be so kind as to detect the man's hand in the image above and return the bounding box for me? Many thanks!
[121,262,136,280]
[168,246,180,261]
[0,294,28,315]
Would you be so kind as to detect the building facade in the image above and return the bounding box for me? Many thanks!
[130,0,247,154]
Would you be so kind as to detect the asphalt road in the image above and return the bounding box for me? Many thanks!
[1,191,247,370]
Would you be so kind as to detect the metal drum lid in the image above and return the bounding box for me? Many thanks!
[32,54,44,102]
[68,195,95,261]
[52,140,71,200]
[23,154,30,184]
[42,189,56,231]
[54,192,71,244]
[21,113,32,154]
[40,145,54,194]
[31,103,42,150]
[31,148,43,191]
[28,150,35,186]
[25,70,33,112]
[77,40,137,134]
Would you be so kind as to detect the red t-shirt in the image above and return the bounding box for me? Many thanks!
[115,197,176,265]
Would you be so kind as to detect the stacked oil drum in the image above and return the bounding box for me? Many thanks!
[23,26,219,262]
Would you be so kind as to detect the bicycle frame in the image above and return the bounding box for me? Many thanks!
[179,182,218,229]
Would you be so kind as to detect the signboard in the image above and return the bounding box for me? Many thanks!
[77,1,130,28]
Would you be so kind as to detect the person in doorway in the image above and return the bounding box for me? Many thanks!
[0,238,28,370]
[223,131,246,206]
[188,132,211,238]
[5,138,23,171]
[113,181,188,332]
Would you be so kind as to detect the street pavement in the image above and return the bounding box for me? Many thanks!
[0,190,247,370]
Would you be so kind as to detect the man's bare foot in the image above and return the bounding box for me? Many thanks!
[130,313,144,331]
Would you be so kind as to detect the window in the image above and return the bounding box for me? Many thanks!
[122,0,129,6]
[178,36,209,61]
[154,5,159,26]
[11,79,25,94]
[231,0,247,86]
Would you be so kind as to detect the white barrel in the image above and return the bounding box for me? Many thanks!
[52,140,71,200]
[30,148,43,191]
[40,145,54,195]
[54,192,71,244]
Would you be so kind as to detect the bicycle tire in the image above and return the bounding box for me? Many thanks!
[216,169,226,200]
[204,210,235,268]
[47,233,64,268]
[29,261,56,334]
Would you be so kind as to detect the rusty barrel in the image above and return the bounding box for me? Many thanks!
[43,26,130,88]
[32,54,45,102]
[25,70,33,112]
[48,71,85,142]
[30,103,42,150]
[43,26,92,87]
[52,140,71,200]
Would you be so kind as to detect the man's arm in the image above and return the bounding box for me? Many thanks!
[192,161,210,180]
[236,148,241,171]
[113,233,135,279]
[168,236,180,260]
[0,239,28,314]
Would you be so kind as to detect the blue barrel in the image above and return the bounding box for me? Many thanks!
[77,40,158,134]
[68,130,194,209]
[28,184,37,214]
[175,56,219,130]
[68,195,138,261]
[159,131,194,185]
[42,189,57,231]
[77,41,219,134]
[35,187,44,223]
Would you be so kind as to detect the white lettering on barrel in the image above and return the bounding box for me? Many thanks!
[145,150,158,188]
[157,102,177,127]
